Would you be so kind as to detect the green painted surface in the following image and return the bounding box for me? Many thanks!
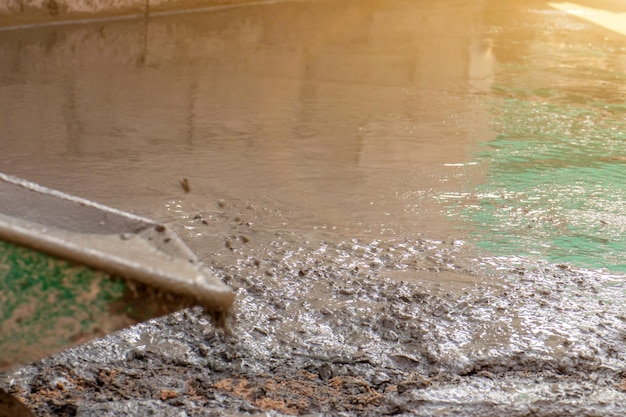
[0,240,128,366]
[462,56,626,271]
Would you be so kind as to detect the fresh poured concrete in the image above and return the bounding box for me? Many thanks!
[1,0,626,415]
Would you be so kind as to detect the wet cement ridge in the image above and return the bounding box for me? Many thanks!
[3,233,625,416]
[0,0,313,31]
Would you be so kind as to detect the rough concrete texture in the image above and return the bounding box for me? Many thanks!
[2,197,626,416]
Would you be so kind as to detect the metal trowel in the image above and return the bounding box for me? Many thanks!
[0,172,234,371]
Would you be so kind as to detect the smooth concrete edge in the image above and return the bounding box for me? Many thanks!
[0,0,276,29]
[0,172,235,313]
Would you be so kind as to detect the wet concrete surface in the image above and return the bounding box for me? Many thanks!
[3,209,626,416]
[1,0,626,415]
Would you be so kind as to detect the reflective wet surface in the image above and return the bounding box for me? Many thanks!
[1,1,626,416]
[0,0,492,244]
[457,1,626,271]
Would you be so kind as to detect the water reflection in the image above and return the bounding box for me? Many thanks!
[0,0,493,240]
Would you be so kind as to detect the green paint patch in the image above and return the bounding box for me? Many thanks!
[464,96,626,271]
[0,241,127,366]
[456,32,626,271]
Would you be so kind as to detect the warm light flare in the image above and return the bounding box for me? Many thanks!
[548,2,626,36]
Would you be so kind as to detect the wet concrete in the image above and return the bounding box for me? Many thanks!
[1,0,626,415]
[3,218,626,416]
[0,0,490,242]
